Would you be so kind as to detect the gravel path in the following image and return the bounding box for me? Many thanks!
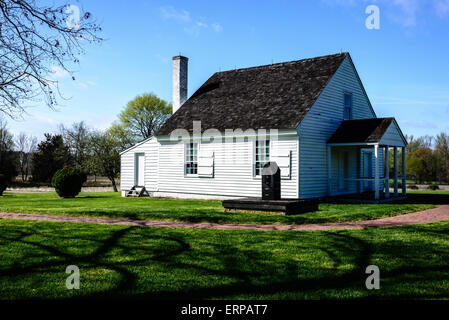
[1,205,449,231]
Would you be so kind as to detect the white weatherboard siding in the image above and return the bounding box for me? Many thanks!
[297,56,379,199]
[121,135,298,199]
[379,122,406,147]
[120,138,159,191]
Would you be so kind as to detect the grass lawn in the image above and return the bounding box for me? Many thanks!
[0,218,448,299]
[0,191,438,225]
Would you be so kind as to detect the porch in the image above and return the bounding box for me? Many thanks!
[326,118,408,202]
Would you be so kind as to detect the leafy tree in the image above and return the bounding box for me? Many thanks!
[31,134,72,182]
[15,133,37,181]
[88,131,121,192]
[0,174,7,196]
[0,118,17,181]
[435,133,449,183]
[0,0,102,117]
[118,93,171,141]
[406,147,437,183]
[108,122,136,151]
[406,157,425,183]
[60,121,90,170]
[406,135,433,153]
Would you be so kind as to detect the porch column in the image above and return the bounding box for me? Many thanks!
[394,147,398,196]
[327,145,332,196]
[402,146,407,196]
[357,146,362,194]
[385,146,390,198]
[374,144,380,200]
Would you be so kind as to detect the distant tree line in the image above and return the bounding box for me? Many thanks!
[383,133,449,184]
[402,134,449,184]
[0,120,122,191]
[0,93,171,192]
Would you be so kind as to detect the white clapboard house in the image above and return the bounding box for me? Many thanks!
[120,53,407,200]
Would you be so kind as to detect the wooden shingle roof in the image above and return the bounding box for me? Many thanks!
[327,118,395,144]
[156,52,348,136]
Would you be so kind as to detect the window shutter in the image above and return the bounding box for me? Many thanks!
[271,151,291,179]
[198,151,214,177]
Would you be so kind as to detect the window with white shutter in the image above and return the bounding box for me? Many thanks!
[198,151,214,178]
[271,151,291,179]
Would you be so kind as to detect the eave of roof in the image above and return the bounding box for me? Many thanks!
[119,137,153,155]
[327,118,395,144]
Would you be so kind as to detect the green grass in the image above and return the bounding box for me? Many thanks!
[0,218,448,299]
[0,192,436,225]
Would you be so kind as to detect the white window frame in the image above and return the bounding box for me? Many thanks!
[185,142,199,176]
[253,139,270,178]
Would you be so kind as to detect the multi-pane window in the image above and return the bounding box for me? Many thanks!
[344,93,352,120]
[185,142,198,175]
[255,139,270,176]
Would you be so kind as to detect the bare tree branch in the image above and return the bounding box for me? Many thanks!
[0,0,102,118]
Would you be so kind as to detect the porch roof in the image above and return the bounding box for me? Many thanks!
[327,118,405,146]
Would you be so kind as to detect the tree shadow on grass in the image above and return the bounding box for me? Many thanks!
[69,230,375,300]
[75,196,105,199]
[0,226,193,299]
[88,229,449,300]
[0,225,448,300]
[397,193,449,205]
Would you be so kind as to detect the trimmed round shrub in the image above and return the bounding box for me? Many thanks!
[408,184,419,190]
[0,174,7,196]
[52,167,87,198]
[427,183,440,191]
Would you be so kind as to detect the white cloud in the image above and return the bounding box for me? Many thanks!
[211,23,223,32]
[88,115,116,131]
[75,80,97,90]
[391,0,449,24]
[433,0,449,17]
[51,66,69,79]
[183,26,201,37]
[34,113,58,126]
[160,6,191,22]
[160,6,222,36]
[196,21,208,28]
[78,82,89,89]
[323,0,449,27]
[391,0,421,27]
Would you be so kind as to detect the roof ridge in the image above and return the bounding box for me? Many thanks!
[341,117,394,122]
[216,52,348,74]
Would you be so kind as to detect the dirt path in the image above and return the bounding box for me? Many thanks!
[1,205,449,231]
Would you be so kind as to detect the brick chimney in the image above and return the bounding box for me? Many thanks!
[172,55,188,114]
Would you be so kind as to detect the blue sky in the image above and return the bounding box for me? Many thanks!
[6,0,449,140]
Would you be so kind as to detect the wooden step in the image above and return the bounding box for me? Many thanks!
[125,185,150,197]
